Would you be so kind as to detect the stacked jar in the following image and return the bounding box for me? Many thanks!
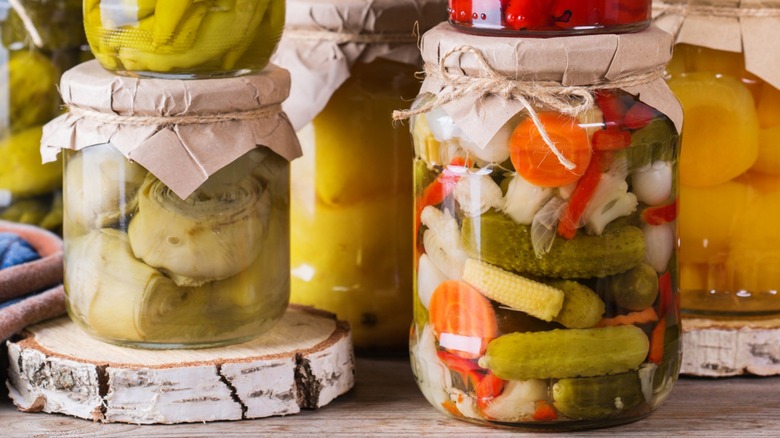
[0,0,87,233]
[42,0,300,348]
[400,3,683,430]
[274,0,447,354]
[656,0,780,316]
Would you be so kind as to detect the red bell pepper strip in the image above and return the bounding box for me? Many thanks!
[658,271,673,318]
[623,101,659,130]
[415,157,470,234]
[641,200,677,226]
[592,128,632,151]
[475,372,506,411]
[437,350,485,392]
[556,152,610,239]
[532,400,558,421]
[594,90,628,128]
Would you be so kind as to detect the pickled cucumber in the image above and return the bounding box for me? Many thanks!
[552,371,644,419]
[461,211,646,279]
[602,263,659,311]
[479,325,649,380]
[622,118,678,171]
[546,280,605,329]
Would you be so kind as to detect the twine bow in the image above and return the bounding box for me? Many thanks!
[393,45,663,171]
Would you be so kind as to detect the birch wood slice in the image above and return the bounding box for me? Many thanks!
[5,305,355,424]
[681,315,780,377]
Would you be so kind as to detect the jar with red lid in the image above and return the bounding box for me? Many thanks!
[448,0,651,35]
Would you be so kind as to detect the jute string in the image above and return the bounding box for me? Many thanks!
[282,28,418,44]
[653,1,780,18]
[66,104,283,126]
[393,45,664,170]
[9,0,43,48]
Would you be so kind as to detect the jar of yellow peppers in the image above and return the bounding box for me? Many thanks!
[42,60,301,348]
[0,0,87,232]
[656,0,780,315]
[83,0,284,78]
[398,23,683,429]
[273,0,447,354]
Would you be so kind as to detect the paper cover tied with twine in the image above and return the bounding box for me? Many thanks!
[405,23,683,151]
[272,0,447,130]
[41,60,302,200]
[654,0,780,89]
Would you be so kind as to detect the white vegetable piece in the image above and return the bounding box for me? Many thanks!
[583,173,638,235]
[458,120,514,164]
[453,172,504,217]
[577,105,605,138]
[426,107,463,142]
[502,174,554,225]
[643,222,675,273]
[417,254,448,309]
[479,379,547,422]
[530,197,567,257]
[410,325,452,409]
[632,160,673,206]
[421,206,470,280]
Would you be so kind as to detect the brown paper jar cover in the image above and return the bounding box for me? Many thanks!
[417,23,683,150]
[41,60,302,199]
[273,0,447,130]
[654,0,780,88]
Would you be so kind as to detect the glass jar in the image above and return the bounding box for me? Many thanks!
[43,61,301,348]
[0,0,88,233]
[668,45,780,315]
[656,1,780,316]
[277,0,447,354]
[83,0,284,78]
[405,23,682,429]
[448,0,651,36]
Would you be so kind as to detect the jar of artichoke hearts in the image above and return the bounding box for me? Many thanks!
[396,24,683,429]
[655,0,780,316]
[84,0,284,78]
[0,0,88,233]
[273,0,447,354]
[41,60,301,349]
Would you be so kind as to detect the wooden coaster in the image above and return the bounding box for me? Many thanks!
[681,315,780,377]
[5,305,354,424]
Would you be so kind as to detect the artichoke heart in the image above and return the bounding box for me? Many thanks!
[65,228,183,342]
[63,144,147,236]
[129,171,271,286]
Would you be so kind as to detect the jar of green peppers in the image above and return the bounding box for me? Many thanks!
[84,0,284,78]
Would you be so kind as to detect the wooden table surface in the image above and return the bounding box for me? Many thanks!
[2,356,779,437]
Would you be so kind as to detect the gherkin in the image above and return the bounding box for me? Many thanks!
[461,211,646,279]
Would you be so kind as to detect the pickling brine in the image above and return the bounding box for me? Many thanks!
[84,0,284,78]
[404,23,681,429]
[448,0,651,35]
[63,145,290,348]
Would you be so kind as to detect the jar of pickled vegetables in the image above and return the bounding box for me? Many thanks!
[398,23,683,429]
[273,0,447,354]
[41,60,301,348]
[448,0,651,35]
[656,1,780,316]
[84,0,284,78]
[0,0,88,233]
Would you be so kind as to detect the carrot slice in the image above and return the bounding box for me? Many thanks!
[648,316,666,365]
[429,280,498,359]
[595,307,659,327]
[509,112,592,188]
[475,372,505,411]
[556,151,609,239]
